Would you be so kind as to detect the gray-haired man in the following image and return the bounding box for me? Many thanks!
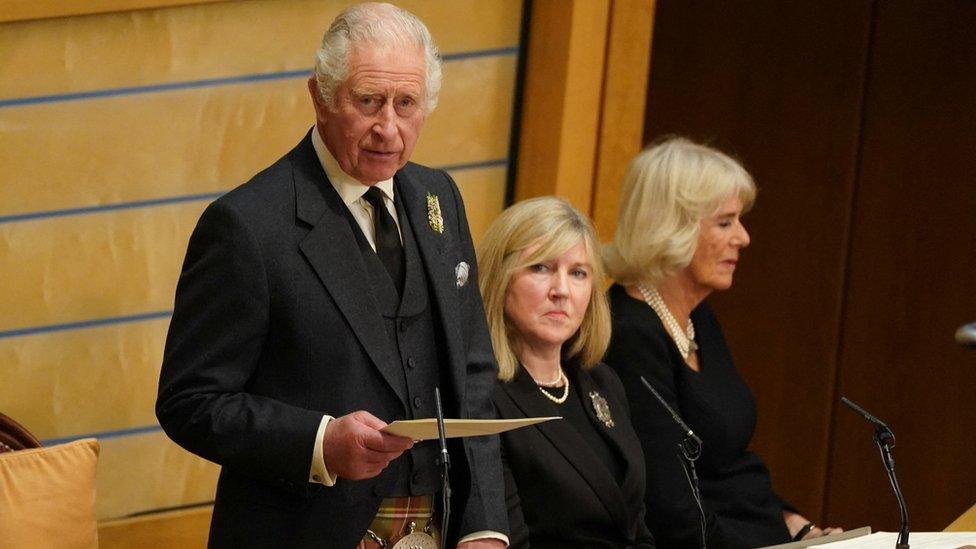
[157,3,507,547]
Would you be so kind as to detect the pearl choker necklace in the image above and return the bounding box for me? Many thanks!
[536,366,564,388]
[636,283,697,360]
[535,367,569,404]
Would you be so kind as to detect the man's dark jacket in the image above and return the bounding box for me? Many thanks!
[156,132,506,547]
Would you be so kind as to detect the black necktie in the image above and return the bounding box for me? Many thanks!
[363,186,404,294]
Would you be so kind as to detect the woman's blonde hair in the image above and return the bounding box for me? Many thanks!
[477,197,611,381]
[604,136,757,286]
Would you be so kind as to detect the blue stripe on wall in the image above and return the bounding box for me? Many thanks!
[0,157,509,339]
[0,47,518,109]
[0,159,508,225]
[42,424,164,446]
[0,311,173,340]
[0,192,225,224]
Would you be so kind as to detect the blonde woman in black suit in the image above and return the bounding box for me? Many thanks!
[477,197,655,549]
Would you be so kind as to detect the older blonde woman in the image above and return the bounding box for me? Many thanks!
[478,197,655,548]
[604,137,840,548]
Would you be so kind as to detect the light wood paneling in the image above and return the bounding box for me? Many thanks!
[1,55,514,218]
[0,204,201,331]
[0,0,519,89]
[452,166,508,245]
[592,0,655,241]
[515,0,610,212]
[99,506,212,549]
[514,0,655,225]
[95,431,218,519]
[0,0,227,24]
[945,504,976,532]
[0,319,169,438]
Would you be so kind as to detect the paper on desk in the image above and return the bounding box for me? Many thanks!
[759,527,871,548]
[809,532,976,548]
[382,417,560,441]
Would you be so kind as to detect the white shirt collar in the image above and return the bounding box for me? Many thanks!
[311,127,395,206]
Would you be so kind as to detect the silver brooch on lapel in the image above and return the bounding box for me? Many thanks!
[426,192,444,234]
[455,261,470,288]
[589,391,615,428]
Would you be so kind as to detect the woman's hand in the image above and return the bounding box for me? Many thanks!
[784,511,844,540]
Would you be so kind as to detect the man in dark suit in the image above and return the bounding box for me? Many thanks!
[156,3,507,547]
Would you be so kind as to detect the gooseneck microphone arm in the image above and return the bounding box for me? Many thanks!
[434,387,451,549]
[640,376,706,549]
[840,396,909,549]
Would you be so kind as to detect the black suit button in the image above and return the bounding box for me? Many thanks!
[399,320,407,332]
[407,357,416,369]
[413,396,422,409]
[412,471,423,484]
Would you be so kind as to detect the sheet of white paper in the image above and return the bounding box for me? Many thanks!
[809,532,976,549]
[758,526,872,548]
[382,417,560,441]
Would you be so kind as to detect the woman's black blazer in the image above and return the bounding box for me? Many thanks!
[492,363,656,548]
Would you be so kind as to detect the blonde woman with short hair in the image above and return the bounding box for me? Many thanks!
[479,197,655,548]
[604,137,841,547]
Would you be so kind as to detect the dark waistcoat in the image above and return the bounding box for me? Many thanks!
[342,193,444,496]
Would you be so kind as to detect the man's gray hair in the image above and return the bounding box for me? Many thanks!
[313,2,442,114]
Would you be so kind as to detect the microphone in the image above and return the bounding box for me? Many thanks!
[639,376,702,459]
[956,322,976,349]
[640,376,706,549]
[434,387,451,549]
[840,396,893,437]
[840,396,909,549]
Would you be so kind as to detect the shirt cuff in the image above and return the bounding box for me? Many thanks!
[458,531,509,546]
[309,415,338,486]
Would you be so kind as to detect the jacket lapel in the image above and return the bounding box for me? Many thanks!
[501,369,632,534]
[395,171,467,403]
[291,133,406,409]
[573,368,646,517]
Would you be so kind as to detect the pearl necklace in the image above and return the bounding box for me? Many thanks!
[536,366,564,387]
[636,283,697,360]
[535,368,569,404]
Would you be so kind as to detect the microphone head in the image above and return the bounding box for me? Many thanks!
[956,322,976,349]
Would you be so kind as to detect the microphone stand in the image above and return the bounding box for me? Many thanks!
[841,396,910,549]
[434,387,451,549]
[640,376,706,549]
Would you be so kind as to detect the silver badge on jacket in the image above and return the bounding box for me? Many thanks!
[455,261,469,288]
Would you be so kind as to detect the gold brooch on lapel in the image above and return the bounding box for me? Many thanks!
[426,193,444,234]
[589,391,615,428]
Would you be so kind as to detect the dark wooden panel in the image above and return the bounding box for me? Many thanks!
[825,0,976,531]
[642,0,873,520]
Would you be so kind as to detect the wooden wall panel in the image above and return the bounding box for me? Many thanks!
[824,0,976,531]
[642,0,873,520]
[591,0,656,241]
[0,0,228,24]
[513,0,656,220]
[515,0,610,211]
[643,0,976,531]
[0,0,523,529]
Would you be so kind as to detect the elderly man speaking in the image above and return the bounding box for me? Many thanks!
[156,3,508,548]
